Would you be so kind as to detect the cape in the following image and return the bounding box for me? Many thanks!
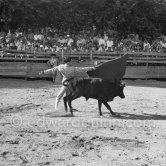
[87,53,129,82]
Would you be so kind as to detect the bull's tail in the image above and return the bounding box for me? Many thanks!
[63,77,74,86]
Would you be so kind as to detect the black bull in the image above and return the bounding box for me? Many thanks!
[63,78,125,116]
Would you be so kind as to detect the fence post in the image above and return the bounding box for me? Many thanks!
[61,48,64,61]
[146,53,149,80]
[90,50,93,61]
[25,54,28,81]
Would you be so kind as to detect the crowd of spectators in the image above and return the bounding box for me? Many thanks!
[0,26,166,53]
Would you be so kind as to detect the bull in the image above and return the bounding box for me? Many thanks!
[63,77,125,116]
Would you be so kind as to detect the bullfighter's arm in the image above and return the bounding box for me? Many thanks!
[81,66,95,72]
[39,66,58,75]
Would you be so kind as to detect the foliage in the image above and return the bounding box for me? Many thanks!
[0,0,166,39]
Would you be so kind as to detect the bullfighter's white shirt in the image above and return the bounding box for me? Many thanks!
[43,64,94,83]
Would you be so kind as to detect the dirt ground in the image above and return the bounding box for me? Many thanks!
[0,78,166,166]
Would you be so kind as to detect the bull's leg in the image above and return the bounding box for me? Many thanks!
[98,100,103,116]
[63,96,68,112]
[67,99,73,116]
[67,94,80,116]
[102,102,116,116]
[63,89,72,112]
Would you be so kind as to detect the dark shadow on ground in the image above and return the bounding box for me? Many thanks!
[0,122,11,126]
[37,112,74,118]
[113,112,166,120]
[37,111,166,120]
[0,104,40,113]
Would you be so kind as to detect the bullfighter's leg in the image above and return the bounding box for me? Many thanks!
[55,85,67,110]
[98,100,102,116]
[102,102,116,116]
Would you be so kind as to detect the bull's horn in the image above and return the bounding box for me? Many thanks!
[121,83,126,87]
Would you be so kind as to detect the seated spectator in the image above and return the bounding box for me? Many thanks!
[55,42,62,52]
[63,43,68,51]
[9,42,17,50]
[58,35,66,46]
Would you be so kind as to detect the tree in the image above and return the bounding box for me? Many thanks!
[0,0,166,40]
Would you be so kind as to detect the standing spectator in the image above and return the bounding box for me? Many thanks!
[67,35,73,50]
[106,36,114,51]
[47,54,59,82]
[98,35,106,48]
[143,40,151,52]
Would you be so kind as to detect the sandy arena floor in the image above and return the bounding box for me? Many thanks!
[0,78,166,166]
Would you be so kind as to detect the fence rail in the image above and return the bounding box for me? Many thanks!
[0,49,166,81]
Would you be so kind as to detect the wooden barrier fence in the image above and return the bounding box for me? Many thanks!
[0,49,166,82]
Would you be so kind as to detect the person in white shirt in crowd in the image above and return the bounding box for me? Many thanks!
[55,42,62,52]
[36,32,44,41]
[34,32,39,41]
[67,35,74,50]
[106,36,114,51]
[98,34,106,48]
[39,57,95,111]
[98,44,105,52]
[37,31,44,41]
[143,39,151,52]
[58,35,65,46]
[15,39,22,51]
[76,36,83,49]
[159,38,166,52]
[15,29,23,38]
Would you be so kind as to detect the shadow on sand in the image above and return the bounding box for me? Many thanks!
[37,110,166,120]
[112,112,166,120]
[37,108,79,118]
